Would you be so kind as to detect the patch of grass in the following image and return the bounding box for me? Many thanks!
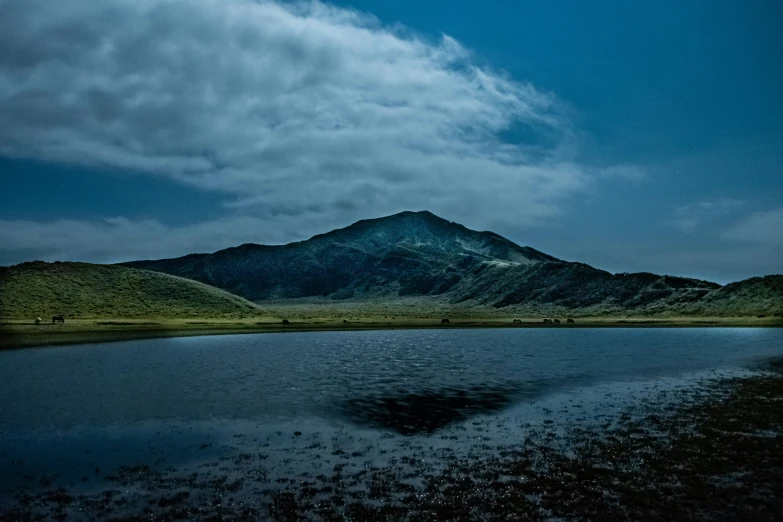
[94,321,161,326]
[0,261,265,320]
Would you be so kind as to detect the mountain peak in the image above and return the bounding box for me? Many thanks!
[304,210,555,265]
[122,210,559,300]
[311,209,451,238]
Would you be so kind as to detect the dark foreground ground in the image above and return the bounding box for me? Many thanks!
[2,365,782,521]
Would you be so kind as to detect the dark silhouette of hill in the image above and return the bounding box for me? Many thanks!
[121,211,782,316]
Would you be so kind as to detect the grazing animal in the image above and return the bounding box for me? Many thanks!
[512,319,522,324]
[567,318,575,324]
[543,319,553,324]
[441,318,450,325]
[52,315,65,324]
[35,317,41,325]
[554,319,561,324]
[281,318,290,325]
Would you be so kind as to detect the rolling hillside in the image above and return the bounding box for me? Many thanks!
[0,261,263,319]
[680,275,783,317]
[121,210,782,316]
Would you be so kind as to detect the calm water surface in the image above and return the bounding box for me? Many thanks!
[0,328,781,503]
[1,328,781,432]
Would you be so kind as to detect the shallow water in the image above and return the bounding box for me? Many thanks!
[1,327,781,513]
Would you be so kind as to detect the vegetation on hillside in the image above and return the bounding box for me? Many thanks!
[679,275,783,317]
[0,262,263,320]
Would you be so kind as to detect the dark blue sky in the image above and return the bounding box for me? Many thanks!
[1,0,781,282]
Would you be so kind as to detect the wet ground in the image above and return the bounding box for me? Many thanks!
[2,364,782,521]
[1,329,782,520]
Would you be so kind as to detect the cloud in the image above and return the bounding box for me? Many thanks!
[722,208,783,246]
[0,215,290,265]
[669,198,745,233]
[592,164,646,183]
[0,0,639,244]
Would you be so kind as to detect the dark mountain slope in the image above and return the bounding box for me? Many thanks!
[448,262,719,311]
[121,211,779,316]
[123,211,559,301]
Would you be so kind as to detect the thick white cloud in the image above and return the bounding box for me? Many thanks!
[0,0,640,263]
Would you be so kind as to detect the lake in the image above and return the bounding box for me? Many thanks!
[1,327,782,517]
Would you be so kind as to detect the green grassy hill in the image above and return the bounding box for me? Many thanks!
[678,275,783,317]
[0,261,264,320]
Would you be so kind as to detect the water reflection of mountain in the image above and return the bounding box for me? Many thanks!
[340,381,555,434]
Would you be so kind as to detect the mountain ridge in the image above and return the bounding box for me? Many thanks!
[119,210,782,316]
[121,210,570,301]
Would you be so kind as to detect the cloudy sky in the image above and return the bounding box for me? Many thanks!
[0,0,781,283]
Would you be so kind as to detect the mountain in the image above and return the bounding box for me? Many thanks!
[0,261,263,319]
[124,211,560,301]
[120,210,781,316]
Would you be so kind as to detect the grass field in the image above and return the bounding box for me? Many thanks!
[0,261,265,319]
[2,314,780,350]
[2,262,780,350]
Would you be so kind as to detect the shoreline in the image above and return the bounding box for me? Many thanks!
[1,315,781,350]
[2,362,781,519]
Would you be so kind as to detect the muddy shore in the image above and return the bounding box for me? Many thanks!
[1,364,781,521]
